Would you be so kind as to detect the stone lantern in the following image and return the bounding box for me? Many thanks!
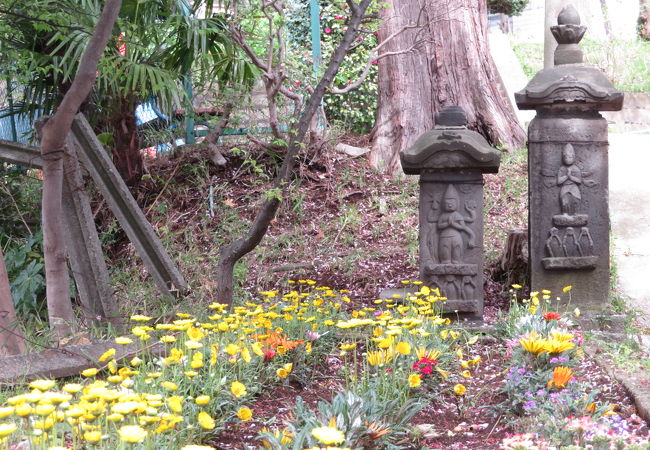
[401,106,501,319]
[515,5,623,311]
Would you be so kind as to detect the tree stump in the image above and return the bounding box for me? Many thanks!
[499,229,528,288]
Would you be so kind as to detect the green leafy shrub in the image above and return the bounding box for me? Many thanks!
[287,1,379,134]
[4,232,46,315]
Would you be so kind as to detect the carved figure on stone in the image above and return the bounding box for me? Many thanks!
[563,227,578,257]
[577,227,594,256]
[428,184,477,265]
[557,144,582,215]
[546,227,563,257]
[442,275,460,300]
[461,276,476,300]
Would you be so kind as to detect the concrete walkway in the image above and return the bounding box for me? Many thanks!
[609,131,650,331]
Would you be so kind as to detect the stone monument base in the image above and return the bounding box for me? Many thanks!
[542,256,598,270]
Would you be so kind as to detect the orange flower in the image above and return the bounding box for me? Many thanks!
[253,332,304,351]
[548,366,573,389]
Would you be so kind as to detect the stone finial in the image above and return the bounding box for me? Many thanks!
[557,4,580,25]
[435,106,467,127]
[551,4,587,65]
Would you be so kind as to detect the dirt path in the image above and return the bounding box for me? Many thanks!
[609,131,650,331]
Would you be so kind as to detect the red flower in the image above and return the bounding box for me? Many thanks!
[262,348,276,361]
[324,27,332,34]
[544,312,562,321]
[413,357,438,376]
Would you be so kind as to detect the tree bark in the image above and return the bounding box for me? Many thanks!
[0,248,25,356]
[640,0,650,41]
[370,0,526,174]
[216,0,373,306]
[39,0,122,340]
[110,95,143,185]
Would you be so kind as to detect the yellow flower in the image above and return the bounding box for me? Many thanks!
[562,285,573,293]
[130,314,152,321]
[0,406,14,418]
[198,411,216,430]
[185,340,203,349]
[231,381,247,398]
[277,363,293,379]
[160,335,176,343]
[519,332,548,355]
[98,348,116,362]
[416,347,441,361]
[511,284,522,289]
[339,343,357,351]
[181,446,216,450]
[0,422,17,438]
[29,379,56,391]
[62,383,83,393]
[83,430,102,442]
[574,307,581,317]
[225,344,240,356]
[195,395,210,406]
[130,356,143,367]
[237,407,253,421]
[550,330,574,342]
[81,368,98,377]
[408,373,421,388]
[15,403,32,417]
[395,341,411,355]
[35,403,55,416]
[115,336,133,345]
[118,424,147,443]
[544,338,575,354]
[311,425,345,445]
[453,384,466,396]
[461,370,471,378]
[161,381,179,391]
[241,348,252,363]
[167,396,183,413]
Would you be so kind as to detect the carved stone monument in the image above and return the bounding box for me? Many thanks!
[401,106,501,318]
[516,5,623,311]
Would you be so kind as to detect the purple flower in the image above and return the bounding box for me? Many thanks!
[306,331,321,341]
[517,368,526,374]
[523,400,537,411]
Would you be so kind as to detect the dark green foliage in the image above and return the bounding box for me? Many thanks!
[488,0,530,16]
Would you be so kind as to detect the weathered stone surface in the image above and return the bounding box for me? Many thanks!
[516,6,623,312]
[335,143,369,158]
[0,340,165,382]
[0,139,43,168]
[401,107,501,319]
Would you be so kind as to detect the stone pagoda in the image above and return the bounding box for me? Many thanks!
[515,5,623,311]
[401,106,501,319]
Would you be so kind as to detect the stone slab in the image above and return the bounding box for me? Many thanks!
[0,139,43,168]
[0,340,165,382]
[70,114,188,297]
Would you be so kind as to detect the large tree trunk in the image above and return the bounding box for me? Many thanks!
[0,248,25,356]
[111,95,143,185]
[370,0,526,174]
